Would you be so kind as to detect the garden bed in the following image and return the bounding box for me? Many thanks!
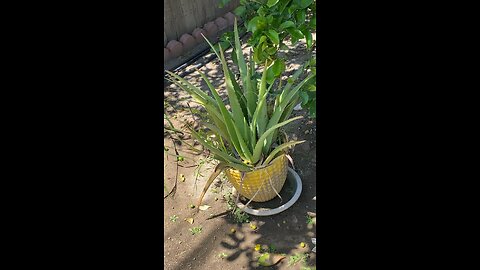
[164,37,317,270]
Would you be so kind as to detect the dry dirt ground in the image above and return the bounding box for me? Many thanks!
[164,37,317,270]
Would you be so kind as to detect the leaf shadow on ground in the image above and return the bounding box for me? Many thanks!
[165,125,317,270]
[168,169,317,270]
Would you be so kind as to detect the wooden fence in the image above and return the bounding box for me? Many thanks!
[164,0,239,46]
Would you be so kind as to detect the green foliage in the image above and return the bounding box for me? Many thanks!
[166,20,312,167]
[221,0,317,118]
[189,226,203,235]
[225,191,251,223]
[298,57,316,117]
[306,215,314,225]
[232,207,251,224]
[167,21,314,206]
[288,252,309,266]
[169,215,179,222]
[229,0,316,64]
[218,252,228,259]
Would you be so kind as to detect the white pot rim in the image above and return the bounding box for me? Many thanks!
[234,167,302,216]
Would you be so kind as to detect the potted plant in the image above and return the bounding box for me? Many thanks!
[165,19,315,207]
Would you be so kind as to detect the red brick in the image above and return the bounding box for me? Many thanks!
[192,28,207,44]
[223,12,236,26]
[166,40,183,58]
[164,47,171,63]
[179,33,196,52]
[204,21,219,42]
[214,17,228,31]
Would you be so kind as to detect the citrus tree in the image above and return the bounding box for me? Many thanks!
[218,0,316,117]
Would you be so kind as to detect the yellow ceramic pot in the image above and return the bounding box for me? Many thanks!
[225,154,288,202]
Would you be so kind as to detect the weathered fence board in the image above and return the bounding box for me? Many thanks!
[164,0,239,43]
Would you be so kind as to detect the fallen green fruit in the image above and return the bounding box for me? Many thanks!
[258,253,286,267]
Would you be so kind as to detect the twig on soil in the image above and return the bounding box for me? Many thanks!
[164,136,180,199]
[178,164,197,168]
[206,210,230,220]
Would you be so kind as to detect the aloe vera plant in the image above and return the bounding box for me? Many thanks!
[165,19,315,206]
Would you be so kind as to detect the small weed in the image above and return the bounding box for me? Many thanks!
[224,192,250,223]
[306,215,315,225]
[288,253,309,266]
[189,226,202,235]
[301,267,316,270]
[169,215,178,222]
[225,192,235,209]
[226,207,248,223]
[234,208,250,223]
[218,252,228,259]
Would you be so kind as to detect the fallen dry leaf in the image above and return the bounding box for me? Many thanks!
[199,205,211,211]
[184,218,194,224]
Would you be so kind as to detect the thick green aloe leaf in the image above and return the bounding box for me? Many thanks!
[251,116,302,164]
[262,140,305,165]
